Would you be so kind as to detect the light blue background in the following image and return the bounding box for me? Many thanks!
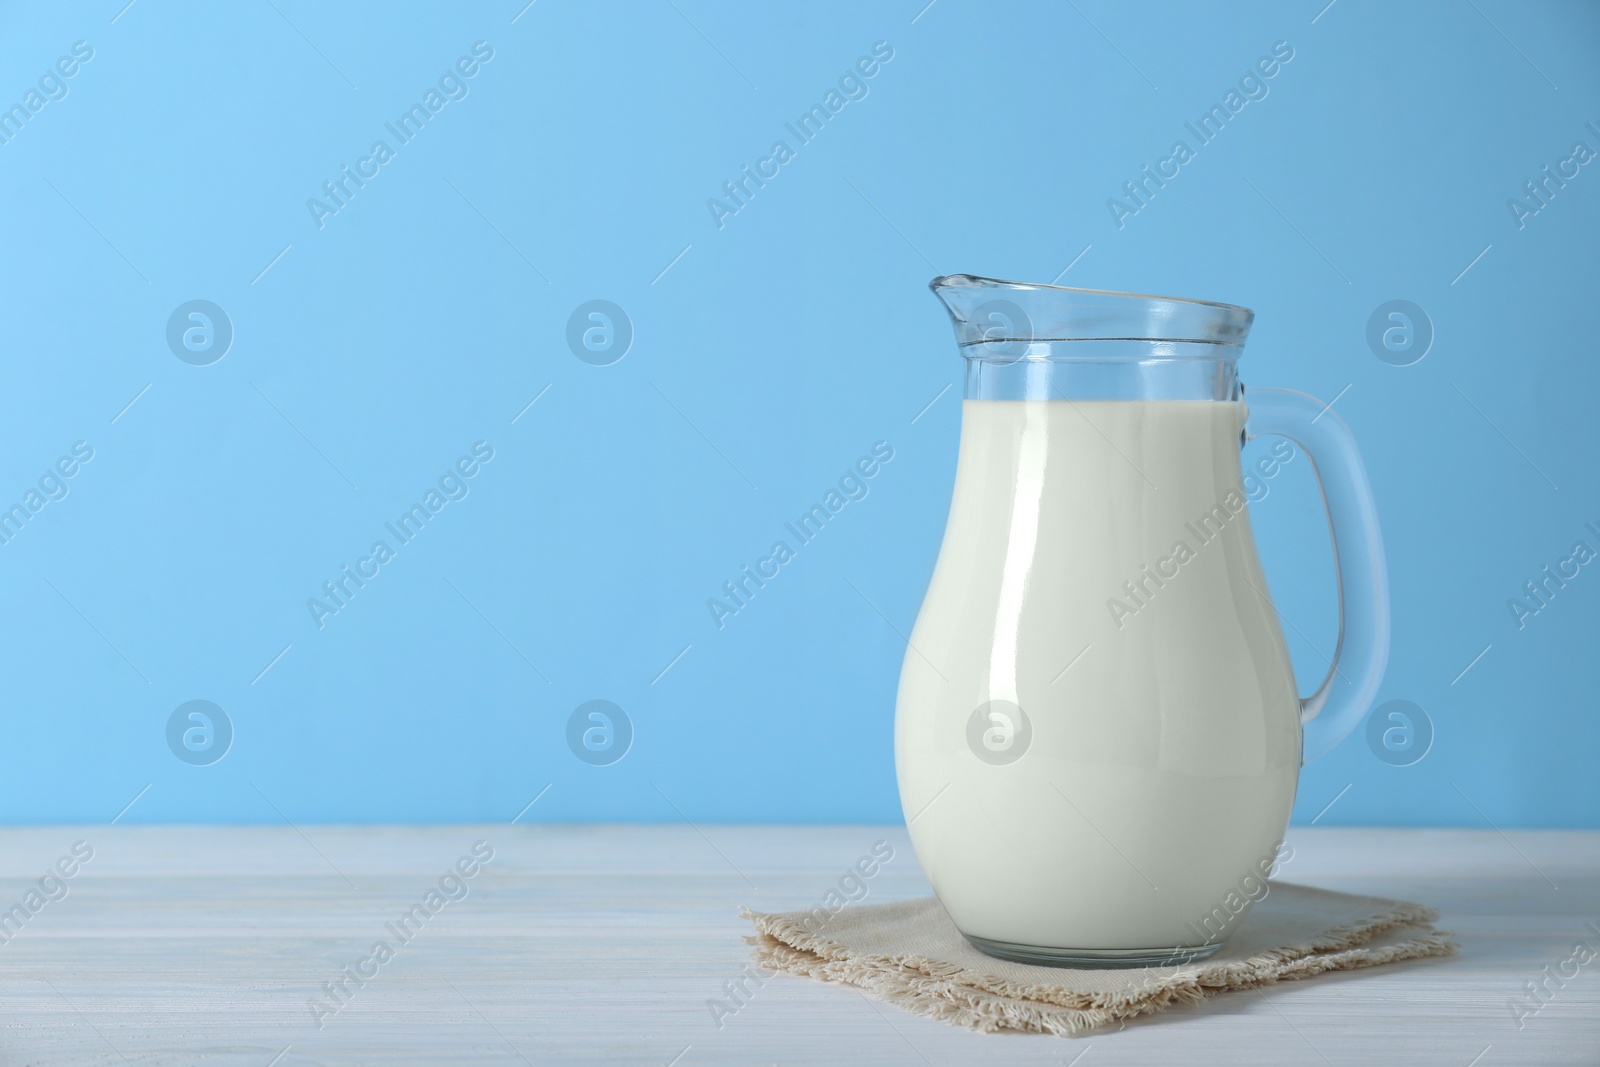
[1,1,1595,827]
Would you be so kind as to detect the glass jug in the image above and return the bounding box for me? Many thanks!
[894,275,1388,966]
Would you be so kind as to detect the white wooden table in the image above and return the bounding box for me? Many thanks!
[0,825,1594,1065]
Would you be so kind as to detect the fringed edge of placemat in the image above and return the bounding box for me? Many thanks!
[741,903,1458,1037]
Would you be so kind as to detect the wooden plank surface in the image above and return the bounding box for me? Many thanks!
[0,825,1594,1065]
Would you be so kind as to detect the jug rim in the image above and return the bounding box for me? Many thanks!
[930,274,1254,318]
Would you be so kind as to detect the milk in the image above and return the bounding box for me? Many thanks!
[895,398,1301,958]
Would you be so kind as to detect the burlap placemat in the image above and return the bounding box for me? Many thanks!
[743,882,1455,1036]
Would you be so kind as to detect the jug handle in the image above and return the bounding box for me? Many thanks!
[1243,387,1391,763]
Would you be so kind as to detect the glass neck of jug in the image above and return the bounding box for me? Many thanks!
[932,275,1255,402]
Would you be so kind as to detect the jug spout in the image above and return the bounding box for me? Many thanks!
[930,274,1254,402]
[930,274,1021,335]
